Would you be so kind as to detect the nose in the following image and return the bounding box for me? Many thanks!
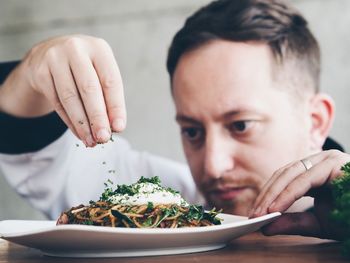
[203,131,235,180]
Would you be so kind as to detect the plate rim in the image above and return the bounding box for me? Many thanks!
[0,212,281,238]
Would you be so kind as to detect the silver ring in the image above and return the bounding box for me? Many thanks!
[300,158,313,171]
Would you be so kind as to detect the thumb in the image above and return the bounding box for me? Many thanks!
[261,212,322,238]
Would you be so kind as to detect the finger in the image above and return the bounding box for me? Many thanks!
[252,163,291,211]
[261,212,321,238]
[253,161,312,217]
[35,64,79,140]
[253,162,296,217]
[91,40,126,132]
[251,152,328,217]
[268,156,345,213]
[49,57,96,147]
[69,50,111,143]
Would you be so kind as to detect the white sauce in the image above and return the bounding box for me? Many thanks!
[108,182,189,206]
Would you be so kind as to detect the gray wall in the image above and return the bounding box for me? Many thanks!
[0,0,349,220]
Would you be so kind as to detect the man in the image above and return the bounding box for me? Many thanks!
[0,0,349,240]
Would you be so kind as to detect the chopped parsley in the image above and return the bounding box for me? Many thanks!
[146,201,154,212]
[185,205,204,221]
[114,183,140,196]
[100,176,179,201]
[137,176,161,185]
[166,187,179,195]
[142,217,154,227]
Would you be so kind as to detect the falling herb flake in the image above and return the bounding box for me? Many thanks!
[107,179,114,185]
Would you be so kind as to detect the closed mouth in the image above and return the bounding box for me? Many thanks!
[210,187,249,201]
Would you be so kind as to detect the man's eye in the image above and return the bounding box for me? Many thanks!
[181,127,203,142]
[230,121,253,134]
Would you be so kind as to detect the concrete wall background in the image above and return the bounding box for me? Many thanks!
[0,0,349,220]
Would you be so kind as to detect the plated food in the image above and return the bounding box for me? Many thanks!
[57,176,221,228]
[1,212,281,257]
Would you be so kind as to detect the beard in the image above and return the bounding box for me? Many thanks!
[198,174,263,216]
[206,189,257,215]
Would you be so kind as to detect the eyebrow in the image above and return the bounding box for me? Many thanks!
[176,108,259,124]
[175,115,201,125]
[175,110,242,124]
[223,110,240,118]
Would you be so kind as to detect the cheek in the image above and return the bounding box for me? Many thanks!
[240,150,274,188]
[256,116,310,170]
[267,128,309,165]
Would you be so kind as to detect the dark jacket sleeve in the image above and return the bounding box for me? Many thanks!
[0,61,67,154]
[322,137,345,152]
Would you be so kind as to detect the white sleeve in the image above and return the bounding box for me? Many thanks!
[0,131,204,219]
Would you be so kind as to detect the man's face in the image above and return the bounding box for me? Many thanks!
[172,40,312,216]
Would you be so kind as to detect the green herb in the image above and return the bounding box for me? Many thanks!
[204,207,222,225]
[146,202,154,212]
[100,186,114,201]
[331,162,350,257]
[137,176,161,185]
[154,208,172,227]
[166,187,180,195]
[113,183,142,196]
[82,220,93,225]
[142,217,154,227]
[111,209,135,227]
[170,205,179,217]
[107,179,113,185]
[185,205,204,221]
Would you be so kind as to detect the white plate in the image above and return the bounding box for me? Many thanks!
[0,212,280,258]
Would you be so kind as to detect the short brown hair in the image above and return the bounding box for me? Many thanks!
[167,0,320,95]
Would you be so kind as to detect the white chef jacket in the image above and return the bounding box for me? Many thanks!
[0,131,204,220]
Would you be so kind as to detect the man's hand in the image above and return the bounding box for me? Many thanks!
[249,150,350,240]
[0,35,126,146]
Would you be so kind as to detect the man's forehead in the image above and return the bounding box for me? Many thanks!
[171,40,295,122]
[172,40,275,95]
[174,40,273,75]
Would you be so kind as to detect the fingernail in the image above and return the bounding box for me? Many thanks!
[85,135,95,147]
[112,118,125,132]
[96,129,111,142]
[248,208,254,218]
[254,206,262,217]
[269,202,276,211]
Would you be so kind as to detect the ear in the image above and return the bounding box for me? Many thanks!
[309,93,335,151]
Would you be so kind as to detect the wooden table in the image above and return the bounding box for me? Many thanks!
[0,233,348,262]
